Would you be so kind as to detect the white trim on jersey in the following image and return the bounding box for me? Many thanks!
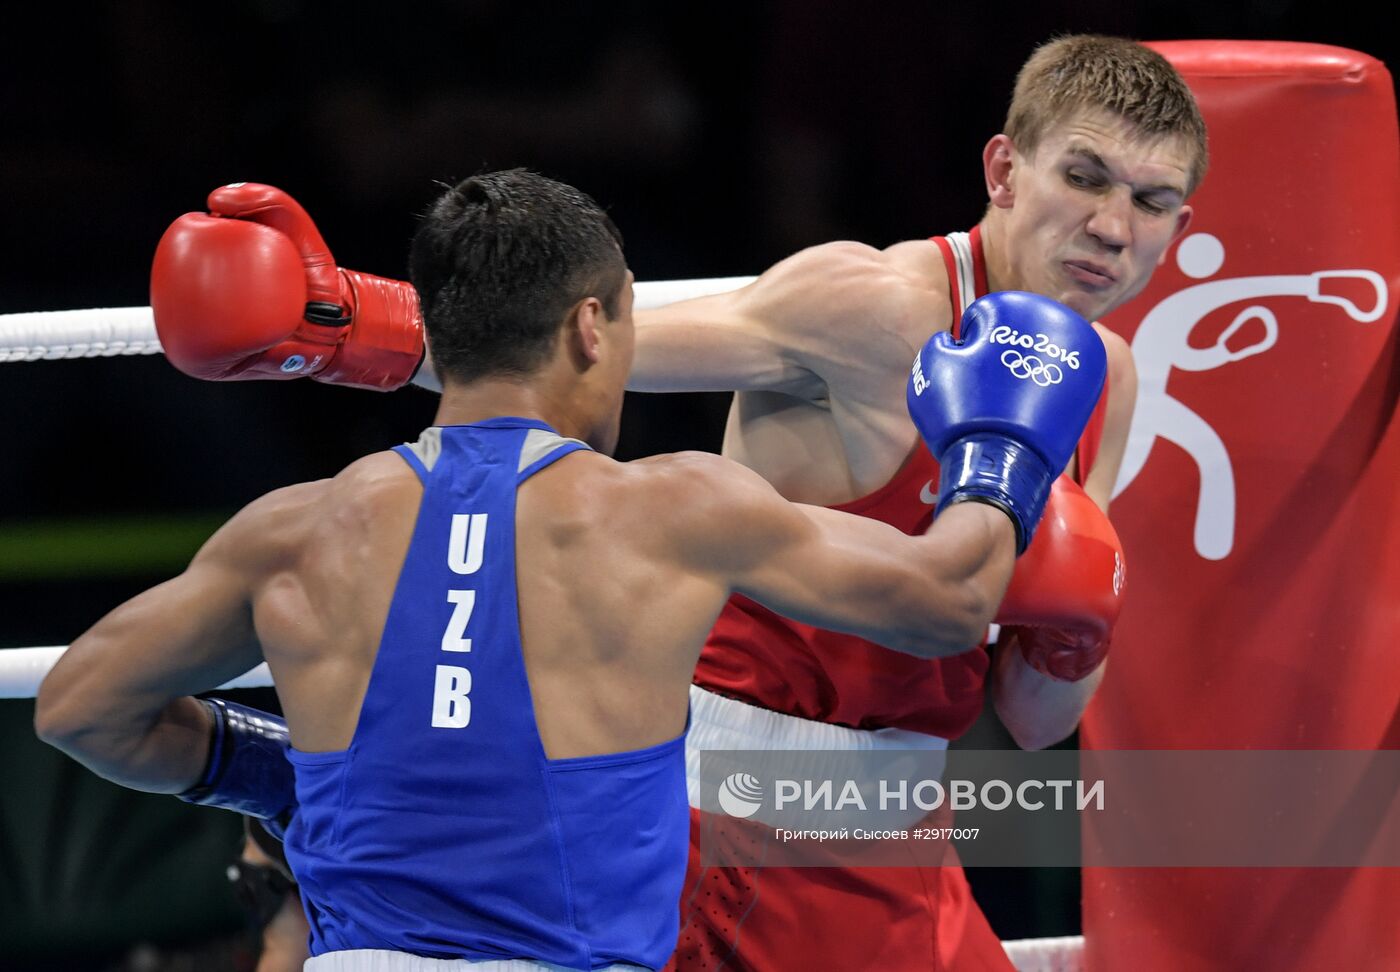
[945,231,977,315]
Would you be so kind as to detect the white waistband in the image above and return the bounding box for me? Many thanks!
[305,951,644,972]
[686,684,948,754]
[685,686,948,825]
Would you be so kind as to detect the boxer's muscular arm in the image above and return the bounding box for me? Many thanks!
[989,333,1135,750]
[654,452,1017,658]
[34,486,316,791]
[629,241,935,399]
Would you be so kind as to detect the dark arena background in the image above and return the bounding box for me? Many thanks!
[2,3,1396,970]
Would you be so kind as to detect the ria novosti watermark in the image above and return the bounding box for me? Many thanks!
[693,749,1400,868]
[720,771,1102,815]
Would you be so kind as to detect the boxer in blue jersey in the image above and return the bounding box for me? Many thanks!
[37,170,1105,971]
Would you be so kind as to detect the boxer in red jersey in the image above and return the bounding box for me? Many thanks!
[624,36,1205,971]
[147,34,1205,972]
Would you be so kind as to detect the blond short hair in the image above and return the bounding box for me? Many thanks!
[1006,35,1209,194]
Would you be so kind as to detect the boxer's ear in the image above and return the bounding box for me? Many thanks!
[570,297,605,365]
[1158,206,1195,266]
[984,135,1017,209]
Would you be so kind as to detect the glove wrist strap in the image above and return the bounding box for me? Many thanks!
[178,698,296,838]
[936,434,1054,554]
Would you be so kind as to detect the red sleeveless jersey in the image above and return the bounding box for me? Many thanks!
[693,226,1110,738]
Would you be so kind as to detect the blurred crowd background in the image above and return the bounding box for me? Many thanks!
[2,2,1394,968]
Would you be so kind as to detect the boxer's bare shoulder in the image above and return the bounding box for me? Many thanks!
[738,240,955,392]
[212,452,418,574]
[516,447,826,606]
[216,453,420,678]
[189,480,330,582]
[808,238,956,399]
[611,449,794,558]
[510,449,771,716]
[882,237,956,312]
[631,240,951,399]
[516,448,759,566]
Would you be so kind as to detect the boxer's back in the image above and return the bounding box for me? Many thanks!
[256,426,731,760]
[273,418,690,967]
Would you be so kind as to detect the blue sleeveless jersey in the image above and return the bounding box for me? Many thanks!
[284,418,688,970]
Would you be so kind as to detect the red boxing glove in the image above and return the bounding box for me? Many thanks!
[150,183,424,391]
[995,476,1125,681]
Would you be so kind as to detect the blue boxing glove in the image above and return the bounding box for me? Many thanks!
[907,292,1106,552]
[178,698,297,841]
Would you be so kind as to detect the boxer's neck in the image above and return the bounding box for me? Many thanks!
[977,213,1018,295]
[432,368,596,446]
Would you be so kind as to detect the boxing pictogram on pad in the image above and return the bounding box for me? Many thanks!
[1112,232,1387,560]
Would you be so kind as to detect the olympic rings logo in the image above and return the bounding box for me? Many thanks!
[1000,349,1063,386]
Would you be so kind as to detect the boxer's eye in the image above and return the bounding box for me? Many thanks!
[1065,170,1101,190]
[1134,195,1168,215]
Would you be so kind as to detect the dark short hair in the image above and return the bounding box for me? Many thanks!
[410,169,626,385]
[1006,35,1209,195]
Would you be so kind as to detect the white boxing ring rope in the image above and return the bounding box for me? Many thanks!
[0,277,760,362]
[0,646,274,698]
[0,275,1085,972]
[0,306,167,361]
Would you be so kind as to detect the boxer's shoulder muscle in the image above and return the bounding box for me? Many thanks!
[752,240,953,384]
[514,450,745,679]
[629,242,889,397]
[744,238,956,498]
[527,449,766,570]
[223,453,417,566]
[631,239,950,405]
[202,480,331,576]
[818,237,954,397]
[616,450,793,565]
[607,448,907,587]
[882,237,956,304]
[229,453,420,660]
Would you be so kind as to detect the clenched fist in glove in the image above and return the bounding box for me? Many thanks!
[907,291,1108,553]
[151,183,424,391]
[996,476,1124,681]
